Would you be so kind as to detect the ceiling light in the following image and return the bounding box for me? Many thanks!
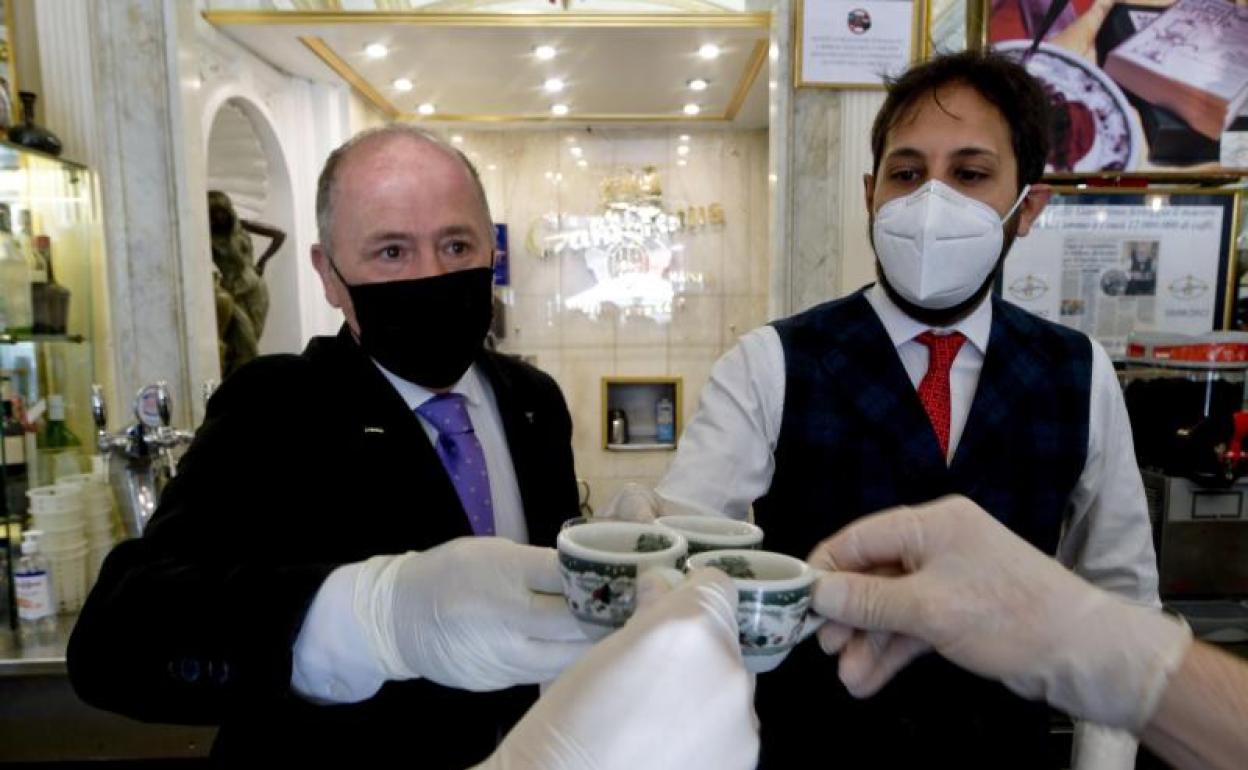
[393,78,413,92]
[679,134,691,142]
[677,159,688,166]
[543,78,565,93]
[769,43,779,61]
[565,136,577,144]
[365,43,389,59]
[688,78,709,91]
[535,45,557,60]
[487,164,497,171]
[551,103,570,117]
[683,103,701,116]
[451,135,464,145]
[677,145,690,156]
[417,102,436,116]
[698,44,721,60]
[769,80,777,90]
[570,146,583,157]
[577,159,588,168]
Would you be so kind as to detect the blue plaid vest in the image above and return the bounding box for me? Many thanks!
[752,289,1092,768]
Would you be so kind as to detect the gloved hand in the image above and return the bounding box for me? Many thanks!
[352,537,591,691]
[808,495,1192,733]
[598,482,662,522]
[478,567,759,770]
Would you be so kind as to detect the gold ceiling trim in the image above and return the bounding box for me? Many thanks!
[396,112,725,123]
[296,33,767,124]
[203,10,770,28]
[300,36,400,120]
[723,39,767,121]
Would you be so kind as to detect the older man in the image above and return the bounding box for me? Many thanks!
[69,126,588,764]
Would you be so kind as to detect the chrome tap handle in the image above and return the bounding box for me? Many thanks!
[91,384,107,432]
[156,381,172,427]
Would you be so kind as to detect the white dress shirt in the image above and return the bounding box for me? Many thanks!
[655,284,1158,768]
[291,362,526,704]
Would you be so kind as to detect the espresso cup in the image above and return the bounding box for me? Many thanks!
[657,515,764,555]
[686,549,819,673]
[557,520,688,640]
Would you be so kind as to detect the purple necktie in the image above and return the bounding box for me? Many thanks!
[415,393,495,536]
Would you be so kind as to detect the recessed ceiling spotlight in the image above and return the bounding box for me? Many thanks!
[487,164,497,171]
[417,102,436,116]
[577,159,588,168]
[535,45,557,60]
[551,103,570,117]
[683,103,701,116]
[393,78,413,92]
[543,78,565,93]
[677,159,688,166]
[688,78,710,91]
[677,145,690,156]
[679,134,691,142]
[365,43,389,59]
[769,80,777,90]
[698,44,721,60]
[451,135,464,145]
[570,146,583,158]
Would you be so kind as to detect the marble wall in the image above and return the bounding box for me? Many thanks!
[444,127,769,511]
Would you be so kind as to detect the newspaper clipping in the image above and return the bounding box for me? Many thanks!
[1003,200,1227,358]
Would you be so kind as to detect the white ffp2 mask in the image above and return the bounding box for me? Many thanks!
[872,180,1030,310]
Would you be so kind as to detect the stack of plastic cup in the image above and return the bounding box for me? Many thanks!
[56,472,118,586]
[26,484,88,613]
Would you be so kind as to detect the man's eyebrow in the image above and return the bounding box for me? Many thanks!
[950,146,999,160]
[362,231,416,244]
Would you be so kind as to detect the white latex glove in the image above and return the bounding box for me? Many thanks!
[808,495,1192,733]
[352,537,592,691]
[478,567,759,770]
[599,482,661,522]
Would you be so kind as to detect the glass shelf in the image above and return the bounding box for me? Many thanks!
[0,333,85,345]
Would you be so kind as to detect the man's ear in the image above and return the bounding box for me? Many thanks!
[863,173,876,216]
[311,245,344,310]
[1014,184,1053,238]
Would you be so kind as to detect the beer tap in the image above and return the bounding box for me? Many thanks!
[91,382,197,537]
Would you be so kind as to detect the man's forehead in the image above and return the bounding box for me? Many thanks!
[884,84,1010,149]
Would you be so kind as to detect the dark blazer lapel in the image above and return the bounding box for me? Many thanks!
[819,295,947,479]
[320,326,471,535]
[475,352,546,534]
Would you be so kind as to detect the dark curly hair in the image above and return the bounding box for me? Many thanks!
[870,50,1051,191]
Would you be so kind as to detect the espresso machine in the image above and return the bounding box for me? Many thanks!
[1122,333,1248,641]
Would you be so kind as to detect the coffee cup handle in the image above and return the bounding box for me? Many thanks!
[798,568,830,643]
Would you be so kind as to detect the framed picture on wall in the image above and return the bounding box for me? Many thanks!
[983,0,1248,176]
[795,0,923,89]
[1000,188,1241,359]
[924,0,971,56]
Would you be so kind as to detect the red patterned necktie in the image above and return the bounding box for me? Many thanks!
[915,331,967,459]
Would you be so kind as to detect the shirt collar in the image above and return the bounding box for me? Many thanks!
[865,283,992,354]
[374,361,485,413]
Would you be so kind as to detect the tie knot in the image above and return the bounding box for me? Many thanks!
[915,330,967,368]
[415,393,474,435]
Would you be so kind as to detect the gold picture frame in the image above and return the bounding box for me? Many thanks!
[794,0,925,89]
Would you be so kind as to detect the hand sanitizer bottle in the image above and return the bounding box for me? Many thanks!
[15,529,56,647]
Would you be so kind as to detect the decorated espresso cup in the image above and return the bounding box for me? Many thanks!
[657,515,764,555]
[557,521,688,640]
[687,549,819,673]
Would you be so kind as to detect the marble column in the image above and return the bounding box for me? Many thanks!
[32,0,219,427]
[759,0,885,318]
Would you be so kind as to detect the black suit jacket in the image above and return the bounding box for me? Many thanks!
[67,328,580,765]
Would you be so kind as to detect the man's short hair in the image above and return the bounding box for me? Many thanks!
[870,50,1051,191]
[315,124,492,255]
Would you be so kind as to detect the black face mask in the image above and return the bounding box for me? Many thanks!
[330,262,494,389]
